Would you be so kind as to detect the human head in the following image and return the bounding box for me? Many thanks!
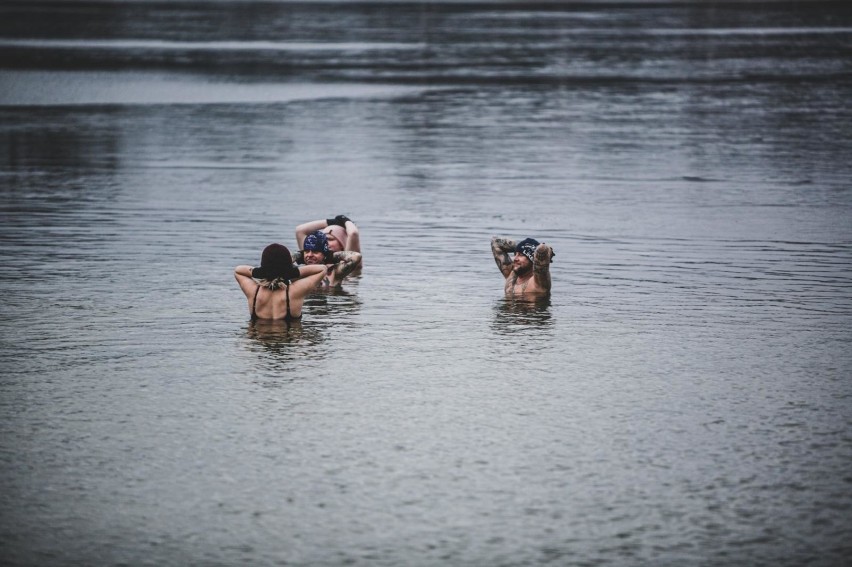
[513,238,539,274]
[254,243,300,281]
[303,230,330,265]
[323,224,348,252]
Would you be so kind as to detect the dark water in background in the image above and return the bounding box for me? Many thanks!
[1,1,852,565]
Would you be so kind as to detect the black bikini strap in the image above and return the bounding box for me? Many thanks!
[251,285,261,320]
[286,283,292,319]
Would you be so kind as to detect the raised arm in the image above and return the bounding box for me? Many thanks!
[491,236,516,279]
[533,243,554,292]
[295,219,328,249]
[343,220,360,254]
[331,251,362,282]
[234,265,257,298]
[290,264,327,295]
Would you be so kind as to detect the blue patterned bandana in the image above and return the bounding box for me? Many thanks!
[303,230,330,254]
[515,238,539,264]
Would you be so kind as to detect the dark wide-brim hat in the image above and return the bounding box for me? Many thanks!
[253,243,300,281]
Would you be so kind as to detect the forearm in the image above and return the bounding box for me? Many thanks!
[234,265,254,278]
[297,264,326,278]
[344,221,360,253]
[491,236,516,254]
[533,244,554,291]
[295,219,328,248]
[333,251,362,279]
[491,236,514,274]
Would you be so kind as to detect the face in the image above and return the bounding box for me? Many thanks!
[303,250,325,265]
[323,228,344,252]
[513,252,532,275]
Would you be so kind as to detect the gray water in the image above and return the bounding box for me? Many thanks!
[1,1,851,565]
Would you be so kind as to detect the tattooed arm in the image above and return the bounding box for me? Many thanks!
[533,243,554,292]
[331,251,362,283]
[491,236,516,279]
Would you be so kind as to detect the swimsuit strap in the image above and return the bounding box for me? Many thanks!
[252,282,300,321]
[251,285,261,320]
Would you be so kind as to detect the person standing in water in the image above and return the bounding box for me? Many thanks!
[234,243,327,321]
[295,214,361,259]
[491,236,555,296]
[297,230,362,288]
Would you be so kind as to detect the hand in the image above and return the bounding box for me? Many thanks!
[326,214,353,227]
[535,243,555,263]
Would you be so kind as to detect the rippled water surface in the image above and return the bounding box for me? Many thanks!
[1,1,851,565]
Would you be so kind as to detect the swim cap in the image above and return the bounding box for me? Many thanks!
[254,243,300,281]
[515,238,539,264]
[323,225,348,249]
[303,230,330,254]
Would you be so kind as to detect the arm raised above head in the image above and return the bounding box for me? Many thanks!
[234,264,257,299]
[234,265,254,279]
[295,219,329,249]
[491,236,516,279]
[343,220,360,254]
[289,263,326,294]
[532,243,554,292]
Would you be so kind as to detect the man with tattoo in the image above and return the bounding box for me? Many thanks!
[491,236,555,296]
[296,230,362,288]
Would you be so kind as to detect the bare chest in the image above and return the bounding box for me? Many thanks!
[505,274,539,295]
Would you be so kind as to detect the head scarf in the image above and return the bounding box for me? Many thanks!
[515,238,539,264]
[253,243,300,287]
[303,230,330,254]
[323,225,348,250]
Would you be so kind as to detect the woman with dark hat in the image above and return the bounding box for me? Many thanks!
[234,243,327,321]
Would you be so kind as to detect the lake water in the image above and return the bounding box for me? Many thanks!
[1,1,851,565]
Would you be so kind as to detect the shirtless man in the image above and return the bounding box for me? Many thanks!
[491,236,555,296]
[298,230,362,288]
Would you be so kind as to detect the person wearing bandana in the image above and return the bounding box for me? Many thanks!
[295,214,361,260]
[294,229,362,288]
[490,236,555,296]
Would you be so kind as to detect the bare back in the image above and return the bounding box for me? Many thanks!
[235,264,326,320]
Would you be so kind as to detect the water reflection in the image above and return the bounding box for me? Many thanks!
[302,285,363,320]
[491,296,553,336]
[244,318,324,360]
